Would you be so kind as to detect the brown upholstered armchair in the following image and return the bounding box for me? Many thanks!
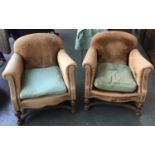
[82,31,154,115]
[2,33,77,125]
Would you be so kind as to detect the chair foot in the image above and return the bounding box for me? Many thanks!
[84,98,90,111]
[71,100,76,113]
[15,111,24,125]
[136,102,143,116]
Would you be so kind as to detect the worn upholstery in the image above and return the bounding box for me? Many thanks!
[92,31,138,64]
[94,63,137,92]
[14,33,63,69]
[83,31,154,113]
[2,33,77,116]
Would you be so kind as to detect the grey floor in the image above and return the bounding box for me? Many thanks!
[0,29,155,126]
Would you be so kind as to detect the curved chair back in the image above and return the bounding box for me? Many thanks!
[91,31,138,65]
[14,33,63,69]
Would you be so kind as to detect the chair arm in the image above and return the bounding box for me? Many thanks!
[2,53,24,94]
[82,47,97,70]
[129,49,154,102]
[82,47,97,96]
[2,53,24,112]
[57,49,77,99]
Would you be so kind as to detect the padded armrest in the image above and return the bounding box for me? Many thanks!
[129,49,154,102]
[82,47,97,92]
[129,49,154,85]
[2,53,24,93]
[82,47,97,70]
[57,49,77,93]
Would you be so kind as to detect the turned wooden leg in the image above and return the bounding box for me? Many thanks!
[136,102,143,116]
[15,111,23,125]
[71,100,76,113]
[84,98,90,111]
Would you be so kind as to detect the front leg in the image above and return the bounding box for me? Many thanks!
[84,98,90,111]
[15,111,24,125]
[135,102,143,116]
[71,100,76,113]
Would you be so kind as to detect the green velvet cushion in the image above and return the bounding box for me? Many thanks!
[20,66,67,99]
[94,63,137,92]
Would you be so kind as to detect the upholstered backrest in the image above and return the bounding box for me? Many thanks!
[14,33,63,69]
[91,31,138,65]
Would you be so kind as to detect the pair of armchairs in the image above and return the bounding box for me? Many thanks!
[2,31,154,125]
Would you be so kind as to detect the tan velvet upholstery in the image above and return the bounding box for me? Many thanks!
[14,33,64,69]
[2,33,77,124]
[92,31,138,64]
[82,31,154,114]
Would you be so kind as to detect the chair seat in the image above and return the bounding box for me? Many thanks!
[94,63,137,93]
[20,66,67,99]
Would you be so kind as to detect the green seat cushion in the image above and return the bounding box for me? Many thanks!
[94,63,137,92]
[20,66,67,99]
